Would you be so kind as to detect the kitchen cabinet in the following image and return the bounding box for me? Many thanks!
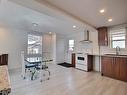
[0,54,8,66]
[101,56,127,82]
[0,56,1,65]
[101,56,113,77]
[97,27,108,46]
[71,53,76,67]
[112,57,120,79]
[87,55,93,71]
[119,58,127,81]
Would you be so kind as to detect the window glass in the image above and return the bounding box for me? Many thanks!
[69,40,74,51]
[112,41,125,48]
[110,28,126,48]
[28,34,42,54]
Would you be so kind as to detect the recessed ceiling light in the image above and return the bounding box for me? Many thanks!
[32,23,38,27]
[100,9,105,13]
[108,18,113,22]
[49,32,52,34]
[73,25,76,28]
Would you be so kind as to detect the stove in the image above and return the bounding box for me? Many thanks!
[76,53,88,71]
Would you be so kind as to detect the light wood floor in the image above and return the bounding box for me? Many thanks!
[9,64,127,95]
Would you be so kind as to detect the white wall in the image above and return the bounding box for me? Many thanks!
[0,27,56,70]
[64,27,100,71]
[42,34,52,59]
[0,27,27,70]
[56,35,66,64]
[51,34,56,64]
[0,26,100,71]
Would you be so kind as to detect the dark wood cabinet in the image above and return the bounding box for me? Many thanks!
[87,55,93,71]
[71,53,76,67]
[112,57,120,79]
[97,27,108,46]
[0,56,1,65]
[101,56,113,77]
[101,56,127,82]
[0,54,8,66]
[119,57,127,81]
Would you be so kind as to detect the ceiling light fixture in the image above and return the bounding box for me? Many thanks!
[100,9,105,13]
[108,18,113,22]
[32,23,38,27]
[73,25,76,28]
[49,32,52,34]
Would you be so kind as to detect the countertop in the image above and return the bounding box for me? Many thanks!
[101,54,127,58]
[0,65,11,94]
[75,53,127,57]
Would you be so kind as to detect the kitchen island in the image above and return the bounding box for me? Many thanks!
[0,66,11,95]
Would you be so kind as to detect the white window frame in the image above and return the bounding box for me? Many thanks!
[27,34,42,55]
[68,39,75,51]
[109,28,126,49]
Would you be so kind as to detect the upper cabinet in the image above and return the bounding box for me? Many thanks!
[97,27,108,46]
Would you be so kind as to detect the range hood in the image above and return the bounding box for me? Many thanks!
[79,30,92,43]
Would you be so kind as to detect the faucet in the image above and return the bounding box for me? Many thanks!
[116,46,120,55]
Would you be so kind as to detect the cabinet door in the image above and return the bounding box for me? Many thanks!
[119,57,127,81]
[0,56,1,65]
[112,58,120,79]
[88,55,93,71]
[71,53,75,67]
[101,56,113,77]
[98,27,108,46]
[1,54,8,65]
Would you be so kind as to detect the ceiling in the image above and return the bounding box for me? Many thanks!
[0,0,87,36]
[43,0,127,27]
[1,0,126,36]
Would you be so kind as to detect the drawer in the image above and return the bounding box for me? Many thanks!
[76,64,88,71]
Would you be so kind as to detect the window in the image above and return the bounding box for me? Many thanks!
[28,34,42,54]
[69,40,74,51]
[110,28,126,48]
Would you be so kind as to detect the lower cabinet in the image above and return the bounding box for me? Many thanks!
[113,57,120,79]
[101,57,113,77]
[71,53,76,67]
[0,54,8,66]
[119,58,127,81]
[101,56,127,82]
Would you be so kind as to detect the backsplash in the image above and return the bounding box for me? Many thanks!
[73,41,93,54]
[100,46,127,55]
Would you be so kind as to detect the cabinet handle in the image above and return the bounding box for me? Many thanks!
[112,58,114,64]
[113,58,114,64]
[112,58,113,64]
[114,58,115,64]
